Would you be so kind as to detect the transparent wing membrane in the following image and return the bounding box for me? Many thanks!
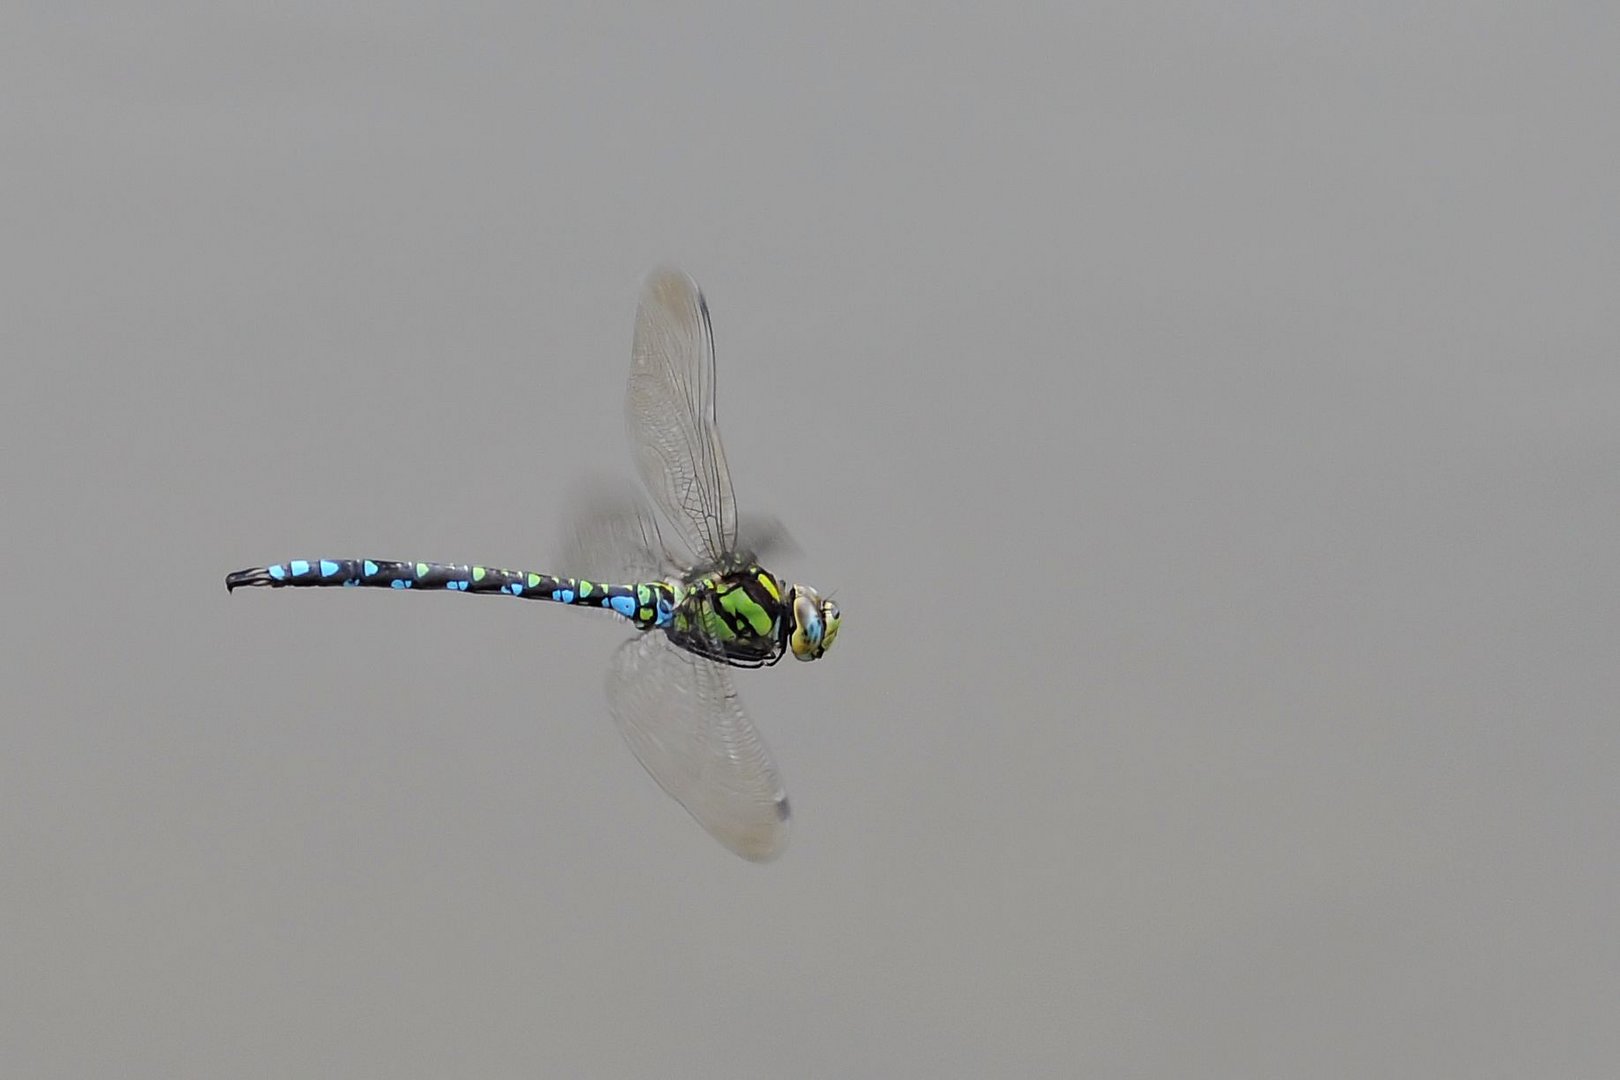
[627,267,737,566]
[231,267,821,861]
[557,483,670,585]
[735,513,803,565]
[606,632,790,861]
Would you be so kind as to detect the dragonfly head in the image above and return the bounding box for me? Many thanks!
[787,585,840,661]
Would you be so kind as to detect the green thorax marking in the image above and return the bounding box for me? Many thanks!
[668,564,788,666]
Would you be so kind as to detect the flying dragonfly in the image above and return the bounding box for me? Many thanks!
[227,268,839,860]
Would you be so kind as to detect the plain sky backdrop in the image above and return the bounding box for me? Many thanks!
[4,4,1617,1077]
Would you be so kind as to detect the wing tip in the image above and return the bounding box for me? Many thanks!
[641,265,703,307]
[726,795,792,862]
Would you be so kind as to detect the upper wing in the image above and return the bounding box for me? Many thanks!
[606,632,790,861]
[557,482,672,585]
[734,513,803,565]
[626,267,737,566]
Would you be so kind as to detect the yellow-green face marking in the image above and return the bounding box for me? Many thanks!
[788,585,839,661]
[225,268,840,861]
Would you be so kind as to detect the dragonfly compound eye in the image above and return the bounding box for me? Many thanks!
[227,267,829,862]
[790,588,836,661]
[819,600,841,654]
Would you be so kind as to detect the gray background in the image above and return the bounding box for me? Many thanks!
[4,4,1616,1077]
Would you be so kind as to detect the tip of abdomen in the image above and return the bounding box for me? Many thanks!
[225,567,274,591]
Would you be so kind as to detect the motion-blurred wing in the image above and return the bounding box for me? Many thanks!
[626,267,737,566]
[735,513,803,565]
[558,484,671,585]
[606,632,790,860]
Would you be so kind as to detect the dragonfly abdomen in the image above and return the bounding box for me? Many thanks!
[226,558,675,628]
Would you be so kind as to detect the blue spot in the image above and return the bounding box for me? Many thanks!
[290,560,310,577]
[363,560,378,577]
[320,560,340,578]
[391,579,410,589]
[609,595,637,618]
[268,564,286,581]
[552,589,575,603]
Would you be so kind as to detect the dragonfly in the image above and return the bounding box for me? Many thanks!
[227,268,840,860]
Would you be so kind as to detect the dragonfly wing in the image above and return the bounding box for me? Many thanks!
[735,513,803,565]
[626,267,737,566]
[606,632,790,860]
[558,484,672,584]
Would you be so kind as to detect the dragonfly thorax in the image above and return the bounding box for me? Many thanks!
[665,564,793,668]
[229,267,836,861]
